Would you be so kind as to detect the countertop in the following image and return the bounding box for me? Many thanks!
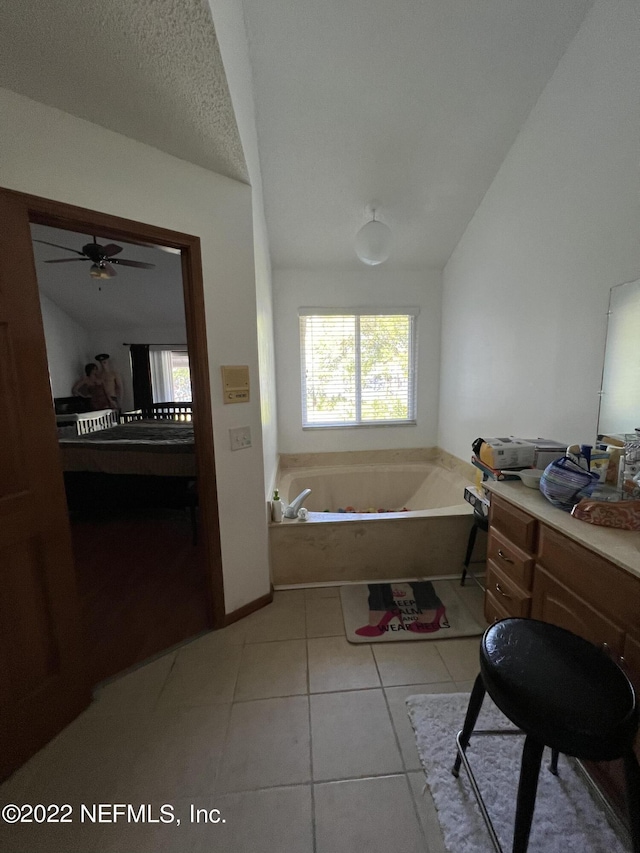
[484,481,640,581]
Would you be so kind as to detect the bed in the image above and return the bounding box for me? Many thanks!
[59,419,196,477]
[58,412,197,517]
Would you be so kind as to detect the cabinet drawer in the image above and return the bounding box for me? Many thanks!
[484,589,511,625]
[486,559,531,618]
[487,528,535,590]
[490,495,537,553]
[531,566,625,654]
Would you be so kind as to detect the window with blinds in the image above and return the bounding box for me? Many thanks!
[300,310,418,427]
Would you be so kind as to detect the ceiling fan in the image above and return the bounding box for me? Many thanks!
[33,236,156,279]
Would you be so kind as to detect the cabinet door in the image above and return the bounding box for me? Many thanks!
[531,567,625,654]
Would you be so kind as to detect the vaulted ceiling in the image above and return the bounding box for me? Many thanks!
[1,0,594,270]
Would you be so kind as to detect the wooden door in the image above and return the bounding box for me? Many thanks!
[0,191,91,781]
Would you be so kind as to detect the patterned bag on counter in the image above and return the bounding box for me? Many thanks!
[539,456,599,511]
[572,498,640,531]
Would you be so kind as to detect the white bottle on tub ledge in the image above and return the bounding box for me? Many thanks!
[271,489,284,523]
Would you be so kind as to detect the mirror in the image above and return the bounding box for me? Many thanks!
[598,278,640,437]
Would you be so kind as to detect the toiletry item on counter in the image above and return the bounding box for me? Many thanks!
[589,450,611,483]
[474,437,536,469]
[297,507,309,521]
[271,488,284,522]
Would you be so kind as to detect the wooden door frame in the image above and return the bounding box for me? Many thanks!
[1,186,225,629]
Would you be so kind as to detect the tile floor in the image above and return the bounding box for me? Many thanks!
[0,583,486,853]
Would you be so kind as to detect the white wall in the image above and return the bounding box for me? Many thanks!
[438,0,640,463]
[209,0,279,497]
[275,268,442,453]
[39,293,91,398]
[0,88,269,613]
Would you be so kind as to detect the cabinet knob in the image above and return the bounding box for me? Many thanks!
[497,549,514,564]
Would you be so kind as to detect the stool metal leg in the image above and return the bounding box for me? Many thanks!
[623,746,640,853]
[461,522,478,586]
[452,673,485,776]
[512,735,544,853]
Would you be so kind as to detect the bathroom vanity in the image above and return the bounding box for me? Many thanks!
[483,480,640,825]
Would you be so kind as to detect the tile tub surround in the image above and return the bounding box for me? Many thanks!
[270,452,481,585]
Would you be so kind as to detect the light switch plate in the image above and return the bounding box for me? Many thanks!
[229,426,252,450]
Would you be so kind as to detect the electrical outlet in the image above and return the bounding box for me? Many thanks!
[229,426,252,451]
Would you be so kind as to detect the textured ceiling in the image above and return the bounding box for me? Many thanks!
[32,224,185,330]
[242,0,593,268]
[0,0,247,183]
[1,0,594,270]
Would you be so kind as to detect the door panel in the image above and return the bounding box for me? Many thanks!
[0,190,90,781]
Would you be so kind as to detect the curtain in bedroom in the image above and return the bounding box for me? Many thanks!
[150,350,174,403]
[129,344,153,411]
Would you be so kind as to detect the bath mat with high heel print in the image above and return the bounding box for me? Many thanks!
[340,580,486,643]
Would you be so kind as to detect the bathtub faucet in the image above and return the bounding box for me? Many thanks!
[284,488,312,518]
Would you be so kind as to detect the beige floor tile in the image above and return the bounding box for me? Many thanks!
[98,798,213,853]
[117,704,231,801]
[196,785,314,853]
[434,636,482,681]
[88,651,176,716]
[408,771,448,853]
[234,639,307,701]
[307,636,380,692]
[372,642,451,687]
[242,596,306,643]
[385,683,458,770]
[19,711,148,803]
[217,696,311,793]
[311,689,403,780]
[156,642,242,709]
[314,775,426,853]
[305,597,345,638]
[456,582,488,625]
[455,679,476,692]
[303,586,340,599]
[0,817,106,853]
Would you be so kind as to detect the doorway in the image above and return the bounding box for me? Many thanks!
[32,221,214,683]
[0,187,225,779]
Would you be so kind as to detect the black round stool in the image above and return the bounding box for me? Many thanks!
[452,618,640,853]
[460,507,488,586]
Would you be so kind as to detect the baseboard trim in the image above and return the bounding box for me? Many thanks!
[224,588,273,626]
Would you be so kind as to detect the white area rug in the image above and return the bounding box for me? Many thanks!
[341,580,485,643]
[406,692,629,853]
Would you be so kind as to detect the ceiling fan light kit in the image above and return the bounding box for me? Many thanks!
[34,236,155,280]
[355,208,392,266]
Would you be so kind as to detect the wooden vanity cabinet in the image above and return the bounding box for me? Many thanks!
[484,496,536,622]
[485,492,640,827]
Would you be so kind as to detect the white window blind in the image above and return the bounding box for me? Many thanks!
[300,310,418,427]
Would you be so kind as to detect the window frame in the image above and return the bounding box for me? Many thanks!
[299,307,419,429]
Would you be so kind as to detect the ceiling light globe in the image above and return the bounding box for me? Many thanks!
[355,219,392,266]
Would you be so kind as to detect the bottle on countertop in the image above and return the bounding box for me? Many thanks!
[271,488,284,522]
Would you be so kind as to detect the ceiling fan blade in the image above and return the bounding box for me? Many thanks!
[101,243,123,257]
[110,258,155,269]
[33,239,86,256]
[44,258,89,263]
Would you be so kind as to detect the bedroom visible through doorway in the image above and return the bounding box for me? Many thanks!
[31,221,210,685]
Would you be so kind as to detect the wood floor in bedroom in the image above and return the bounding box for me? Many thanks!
[68,507,210,685]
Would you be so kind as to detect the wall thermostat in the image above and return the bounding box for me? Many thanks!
[221,365,250,403]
